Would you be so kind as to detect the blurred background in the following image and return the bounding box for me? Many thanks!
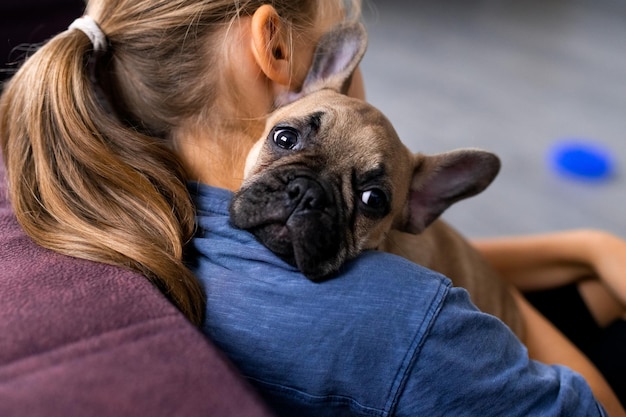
[2,0,625,239]
[361,0,626,238]
[0,1,83,82]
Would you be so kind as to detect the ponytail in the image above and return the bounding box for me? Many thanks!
[0,27,205,325]
[1,0,365,327]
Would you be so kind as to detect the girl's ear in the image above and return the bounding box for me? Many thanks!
[251,5,291,86]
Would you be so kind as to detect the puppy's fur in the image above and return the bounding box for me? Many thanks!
[229,23,523,338]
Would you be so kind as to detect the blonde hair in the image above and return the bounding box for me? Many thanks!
[0,0,361,326]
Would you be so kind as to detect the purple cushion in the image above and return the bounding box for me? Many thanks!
[0,158,274,416]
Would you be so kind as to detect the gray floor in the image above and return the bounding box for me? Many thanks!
[361,0,626,238]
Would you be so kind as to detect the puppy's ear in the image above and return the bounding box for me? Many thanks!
[278,22,367,105]
[401,149,501,234]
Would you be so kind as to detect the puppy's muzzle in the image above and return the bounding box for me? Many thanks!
[230,170,347,280]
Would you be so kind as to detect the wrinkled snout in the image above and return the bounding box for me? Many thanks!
[286,177,331,214]
[229,170,349,281]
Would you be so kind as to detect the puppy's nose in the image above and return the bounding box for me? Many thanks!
[287,177,329,211]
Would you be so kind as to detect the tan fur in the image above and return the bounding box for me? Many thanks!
[381,223,524,338]
[235,89,524,339]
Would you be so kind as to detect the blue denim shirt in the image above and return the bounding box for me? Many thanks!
[187,183,606,417]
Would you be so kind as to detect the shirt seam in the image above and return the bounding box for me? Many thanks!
[384,277,451,415]
[245,375,384,417]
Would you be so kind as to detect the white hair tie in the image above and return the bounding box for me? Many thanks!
[69,16,107,53]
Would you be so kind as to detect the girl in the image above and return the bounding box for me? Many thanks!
[0,0,623,415]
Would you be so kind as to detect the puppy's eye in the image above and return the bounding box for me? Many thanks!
[360,189,388,209]
[272,127,299,150]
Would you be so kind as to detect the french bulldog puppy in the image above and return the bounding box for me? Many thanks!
[229,23,523,339]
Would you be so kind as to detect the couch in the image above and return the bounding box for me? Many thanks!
[0,161,274,416]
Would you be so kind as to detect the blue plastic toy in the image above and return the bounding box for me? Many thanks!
[549,139,616,182]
